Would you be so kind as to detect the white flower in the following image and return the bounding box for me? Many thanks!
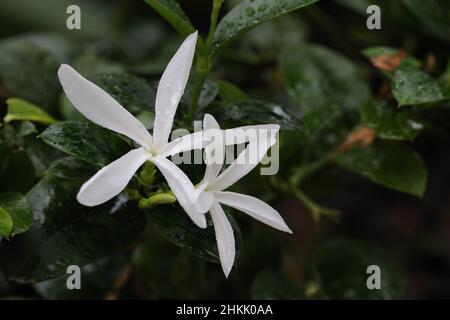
[187,114,292,277]
[57,31,210,228]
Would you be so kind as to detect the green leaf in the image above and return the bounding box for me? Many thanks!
[0,192,33,237]
[0,41,60,110]
[148,205,242,264]
[15,121,37,137]
[92,73,156,114]
[0,207,13,238]
[279,44,371,111]
[313,239,407,299]
[217,80,248,103]
[401,0,450,43]
[0,174,146,283]
[251,269,303,299]
[361,101,423,141]
[34,256,129,299]
[182,78,219,111]
[212,0,319,56]
[5,98,56,125]
[47,157,97,180]
[336,143,427,197]
[0,149,36,194]
[209,100,301,130]
[144,0,204,52]
[40,121,132,166]
[392,67,450,106]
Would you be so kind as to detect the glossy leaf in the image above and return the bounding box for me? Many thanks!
[47,157,97,180]
[361,101,423,141]
[148,205,242,264]
[92,73,156,114]
[0,207,13,238]
[5,98,56,125]
[41,121,132,166]
[209,100,301,130]
[217,80,248,103]
[212,0,319,56]
[336,143,427,197]
[392,67,450,106]
[0,174,146,283]
[0,193,33,237]
[313,239,407,299]
[279,44,371,111]
[144,0,204,52]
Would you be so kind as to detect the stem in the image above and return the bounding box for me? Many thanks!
[292,188,340,224]
[187,0,223,123]
[291,150,337,186]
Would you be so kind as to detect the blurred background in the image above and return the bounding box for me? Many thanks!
[0,0,450,299]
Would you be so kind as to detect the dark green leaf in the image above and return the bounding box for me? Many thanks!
[148,205,242,264]
[279,44,371,111]
[0,207,13,238]
[0,149,36,194]
[212,0,319,56]
[92,73,156,114]
[0,192,33,237]
[209,100,301,130]
[34,256,129,299]
[361,101,423,141]
[313,239,407,299]
[144,0,204,52]
[251,269,303,299]
[47,157,97,180]
[217,80,248,103]
[5,98,56,125]
[40,121,132,166]
[336,143,427,197]
[392,68,450,106]
[0,174,146,283]
[0,41,60,111]
[183,78,219,112]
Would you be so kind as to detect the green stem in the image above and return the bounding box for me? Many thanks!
[187,0,223,123]
[139,192,176,210]
[291,150,337,186]
[292,188,340,223]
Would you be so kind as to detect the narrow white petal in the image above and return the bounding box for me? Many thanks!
[153,31,198,148]
[214,191,292,233]
[210,127,279,191]
[77,148,150,206]
[158,131,204,158]
[203,114,224,184]
[151,155,207,228]
[58,64,153,149]
[223,124,280,145]
[210,201,235,278]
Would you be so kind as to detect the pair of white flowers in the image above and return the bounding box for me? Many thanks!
[57,31,292,277]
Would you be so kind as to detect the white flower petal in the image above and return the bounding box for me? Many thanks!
[203,114,224,184]
[77,147,150,206]
[150,155,207,228]
[214,191,292,233]
[153,31,197,148]
[58,64,153,149]
[223,124,280,145]
[210,201,235,278]
[210,127,279,191]
[158,131,204,158]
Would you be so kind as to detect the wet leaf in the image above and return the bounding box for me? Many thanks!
[209,100,301,130]
[313,239,407,299]
[92,73,156,114]
[0,192,33,237]
[361,100,423,141]
[0,174,146,283]
[279,44,371,111]
[47,157,97,180]
[392,67,450,106]
[5,98,56,125]
[41,121,132,166]
[148,205,242,264]
[212,0,318,56]
[336,143,427,197]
